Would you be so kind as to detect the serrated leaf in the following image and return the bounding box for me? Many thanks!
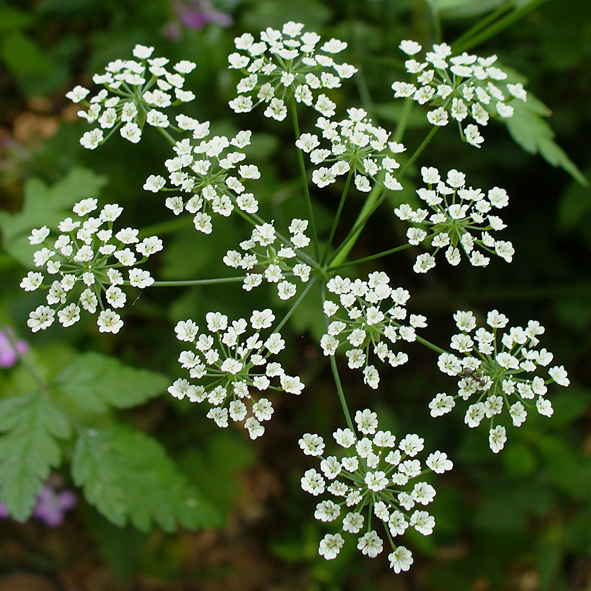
[505,95,588,186]
[0,392,71,521]
[55,352,170,414]
[72,425,221,531]
[0,167,107,267]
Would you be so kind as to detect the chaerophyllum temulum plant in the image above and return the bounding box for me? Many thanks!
[12,19,580,575]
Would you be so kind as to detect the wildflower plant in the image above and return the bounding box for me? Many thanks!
[9,11,583,578]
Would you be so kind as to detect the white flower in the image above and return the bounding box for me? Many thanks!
[97,309,124,333]
[549,365,569,387]
[143,175,166,192]
[299,433,325,456]
[318,533,344,560]
[389,546,413,573]
[489,425,507,453]
[355,409,378,434]
[357,531,383,558]
[301,469,325,496]
[80,129,103,150]
[27,305,55,332]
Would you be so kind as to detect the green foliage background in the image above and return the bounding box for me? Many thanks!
[0,0,590,589]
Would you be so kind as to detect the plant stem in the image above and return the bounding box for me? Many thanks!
[329,354,356,432]
[416,334,447,356]
[328,126,439,268]
[149,277,246,287]
[453,0,552,53]
[290,96,320,261]
[321,170,353,266]
[328,243,412,272]
[320,284,355,432]
[157,126,178,145]
[430,2,443,44]
[273,277,318,334]
[393,98,414,143]
[451,4,511,50]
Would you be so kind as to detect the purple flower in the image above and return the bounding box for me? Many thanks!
[32,484,77,527]
[0,329,28,368]
[165,0,232,41]
[0,483,76,526]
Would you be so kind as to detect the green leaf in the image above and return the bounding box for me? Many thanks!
[180,431,255,516]
[0,7,34,31]
[55,352,170,414]
[72,425,221,531]
[429,0,506,18]
[1,32,53,74]
[0,168,107,267]
[557,168,591,230]
[0,392,71,521]
[505,94,588,186]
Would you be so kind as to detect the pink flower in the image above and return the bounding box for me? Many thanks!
[0,329,28,368]
[165,0,233,41]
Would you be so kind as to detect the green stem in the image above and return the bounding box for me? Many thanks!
[329,185,384,269]
[157,126,178,146]
[321,284,355,432]
[290,96,320,261]
[453,0,552,53]
[273,277,318,334]
[452,4,511,50]
[416,334,447,356]
[393,98,414,144]
[321,170,353,266]
[329,126,439,268]
[148,277,246,287]
[328,243,412,272]
[430,2,443,44]
[328,355,355,432]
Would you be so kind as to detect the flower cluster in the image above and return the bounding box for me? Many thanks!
[169,308,305,439]
[434,310,570,452]
[66,44,196,149]
[392,40,527,147]
[21,199,161,333]
[223,219,313,299]
[296,109,406,194]
[143,128,261,234]
[299,409,452,572]
[321,272,426,389]
[228,22,357,119]
[394,166,514,273]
